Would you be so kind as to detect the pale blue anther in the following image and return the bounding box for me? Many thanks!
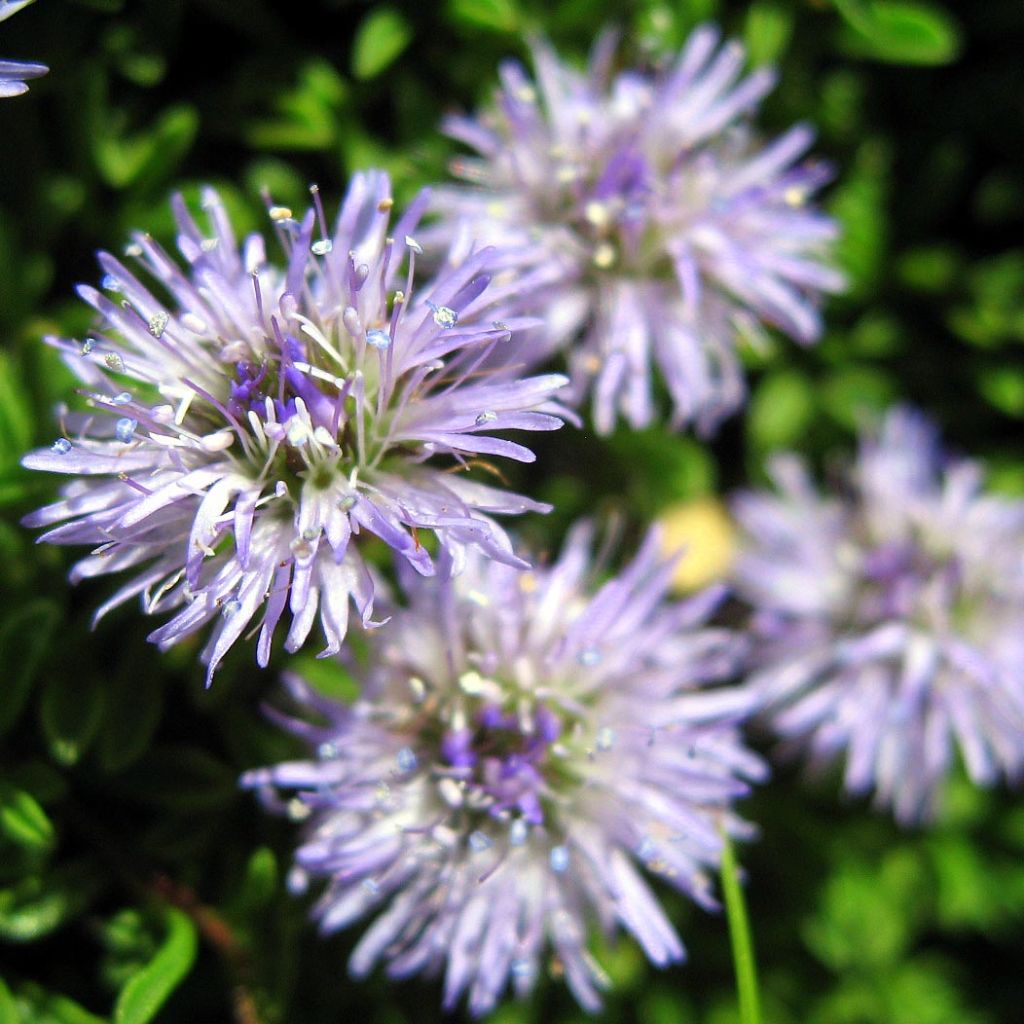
[114,417,137,443]
[510,958,535,980]
[509,819,529,846]
[469,830,492,853]
[366,328,392,350]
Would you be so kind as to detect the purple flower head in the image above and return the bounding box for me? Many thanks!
[243,525,764,1014]
[732,407,1024,824]
[22,172,570,683]
[430,25,844,434]
[1,0,47,97]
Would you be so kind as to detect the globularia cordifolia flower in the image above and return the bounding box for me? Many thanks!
[243,526,764,1014]
[732,407,1024,824]
[22,171,570,683]
[1,0,47,97]
[431,25,844,434]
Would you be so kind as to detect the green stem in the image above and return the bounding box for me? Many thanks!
[720,828,762,1024]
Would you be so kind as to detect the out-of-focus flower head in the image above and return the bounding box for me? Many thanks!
[22,172,570,683]
[732,406,1024,824]
[0,0,47,97]
[244,525,764,1014]
[430,24,844,435]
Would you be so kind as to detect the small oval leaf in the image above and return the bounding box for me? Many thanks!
[838,1,960,65]
[0,599,60,737]
[0,782,55,851]
[352,8,413,80]
[113,907,198,1024]
[39,670,106,767]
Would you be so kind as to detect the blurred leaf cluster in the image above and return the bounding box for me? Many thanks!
[1,0,1022,1021]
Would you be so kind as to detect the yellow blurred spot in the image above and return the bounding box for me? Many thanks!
[592,242,617,269]
[584,200,611,227]
[658,497,736,592]
[518,572,537,594]
[783,186,806,207]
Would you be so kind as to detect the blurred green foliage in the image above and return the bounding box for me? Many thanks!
[1,0,1022,1022]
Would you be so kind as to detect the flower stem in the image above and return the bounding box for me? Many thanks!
[720,828,761,1024]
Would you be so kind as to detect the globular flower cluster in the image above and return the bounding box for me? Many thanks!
[244,527,764,1014]
[432,24,844,434]
[732,408,1024,823]
[0,0,47,97]
[22,172,570,682]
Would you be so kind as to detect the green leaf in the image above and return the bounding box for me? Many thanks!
[289,654,359,704]
[949,251,1024,349]
[744,2,793,66]
[130,107,200,193]
[0,783,55,852]
[352,9,413,81]
[988,459,1024,497]
[0,864,100,942]
[803,849,927,971]
[748,370,816,451]
[113,908,197,1024]
[830,140,890,296]
[0,600,60,737]
[606,428,716,515]
[94,105,198,190]
[448,0,520,33]
[6,761,69,807]
[100,909,158,991]
[836,1,960,65]
[231,847,278,915]
[97,669,163,774]
[818,70,866,142]
[116,747,236,811]
[0,976,18,1024]
[246,61,348,151]
[39,669,106,767]
[978,367,1024,417]
[0,350,33,475]
[897,245,959,292]
[821,366,896,429]
[927,836,1004,930]
[10,983,107,1024]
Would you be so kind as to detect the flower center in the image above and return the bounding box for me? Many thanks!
[440,701,562,826]
[855,538,962,634]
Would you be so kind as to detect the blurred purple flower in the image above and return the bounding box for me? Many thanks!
[0,0,47,97]
[244,525,764,1015]
[22,172,570,683]
[732,407,1024,823]
[430,24,843,435]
